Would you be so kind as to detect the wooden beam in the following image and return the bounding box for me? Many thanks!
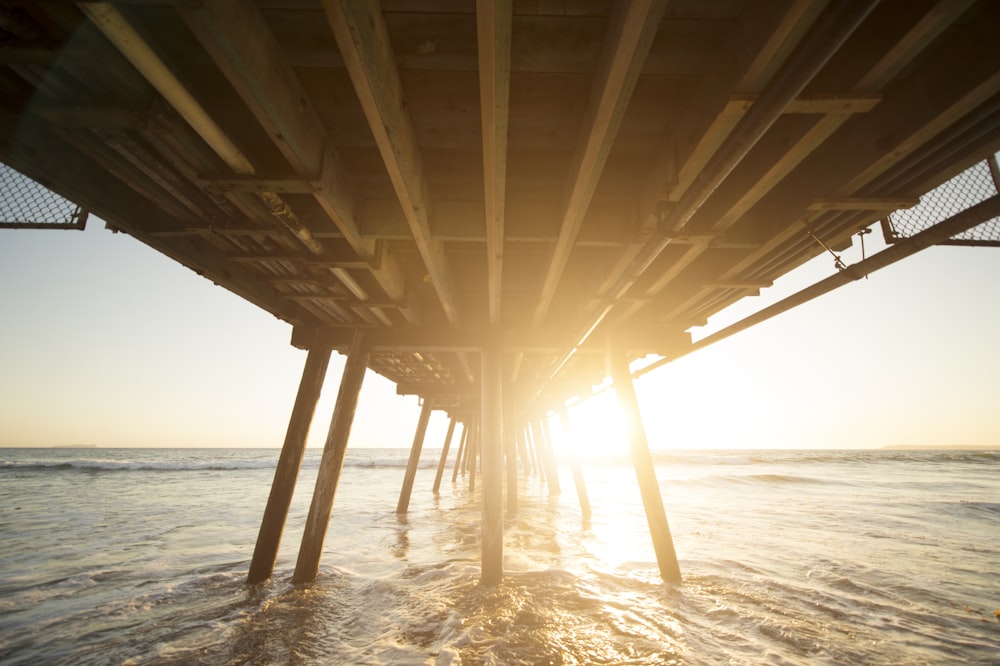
[396,397,435,514]
[477,0,512,324]
[480,345,504,584]
[293,330,370,584]
[178,0,410,313]
[248,347,331,584]
[324,0,460,324]
[533,0,668,325]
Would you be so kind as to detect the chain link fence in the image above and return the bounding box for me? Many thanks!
[883,155,1000,247]
[1,162,88,230]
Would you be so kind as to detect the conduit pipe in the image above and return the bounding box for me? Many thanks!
[529,0,880,405]
[79,3,324,255]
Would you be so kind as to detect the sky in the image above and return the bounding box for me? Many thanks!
[1,208,999,451]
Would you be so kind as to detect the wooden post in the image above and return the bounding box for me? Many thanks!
[611,354,682,584]
[452,422,468,483]
[396,396,435,514]
[516,425,532,476]
[480,347,503,584]
[292,331,369,584]
[432,416,457,494]
[467,413,479,493]
[559,408,591,520]
[247,347,332,584]
[504,393,518,516]
[539,417,561,495]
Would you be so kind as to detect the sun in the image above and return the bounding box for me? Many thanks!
[550,385,631,461]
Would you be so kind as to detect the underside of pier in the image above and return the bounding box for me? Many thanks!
[4,0,1000,584]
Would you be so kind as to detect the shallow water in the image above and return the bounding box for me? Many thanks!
[1,447,997,664]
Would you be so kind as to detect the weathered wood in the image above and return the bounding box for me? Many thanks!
[247,347,332,584]
[477,0,512,323]
[611,354,681,584]
[538,417,561,496]
[452,422,468,483]
[432,416,458,494]
[559,409,592,520]
[324,0,460,324]
[480,347,504,584]
[396,397,435,514]
[504,396,519,516]
[533,0,669,324]
[293,330,370,584]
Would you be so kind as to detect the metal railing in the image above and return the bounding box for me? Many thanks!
[882,155,1000,247]
[0,162,88,230]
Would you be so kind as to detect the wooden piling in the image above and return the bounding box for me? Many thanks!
[467,414,479,493]
[432,417,457,494]
[611,354,682,584]
[480,347,503,584]
[247,347,332,584]
[396,397,435,514]
[292,331,369,584]
[516,425,532,476]
[539,417,561,495]
[452,423,468,483]
[526,423,543,481]
[504,393,518,516]
[559,408,591,520]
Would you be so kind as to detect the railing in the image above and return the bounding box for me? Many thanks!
[0,163,88,230]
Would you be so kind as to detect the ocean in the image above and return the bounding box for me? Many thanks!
[0,446,997,664]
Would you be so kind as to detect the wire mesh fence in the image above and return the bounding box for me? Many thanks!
[883,156,1000,246]
[1,162,88,230]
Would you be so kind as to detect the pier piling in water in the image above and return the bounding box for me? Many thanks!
[480,348,504,584]
[293,331,370,584]
[397,397,435,514]
[432,417,458,494]
[612,354,681,584]
[247,348,332,584]
[560,409,592,520]
[452,423,468,483]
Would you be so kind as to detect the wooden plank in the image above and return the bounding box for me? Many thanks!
[324,0,460,324]
[477,0,512,324]
[533,0,669,325]
[807,197,920,211]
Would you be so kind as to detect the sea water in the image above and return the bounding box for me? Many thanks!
[0,447,997,664]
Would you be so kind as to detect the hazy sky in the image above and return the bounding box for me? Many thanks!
[1,212,998,451]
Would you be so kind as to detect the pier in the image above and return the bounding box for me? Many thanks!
[3,0,1000,586]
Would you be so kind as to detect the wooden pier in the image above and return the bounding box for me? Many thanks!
[3,1,1000,585]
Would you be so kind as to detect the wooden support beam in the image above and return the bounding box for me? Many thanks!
[178,0,410,313]
[452,422,468,483]
[559,409,592,520]
[477,0,512,324]
[538,417,561,496]
[504,395,519,516]
[247,347,332,584]
[480,346,504,584]
[432,417,458,495]
[324,0,460,324]
[467,414,480,492]
[293,330,370,584]
[396,397,435,514]
[611,354,681,583]
[533,0,669,324]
